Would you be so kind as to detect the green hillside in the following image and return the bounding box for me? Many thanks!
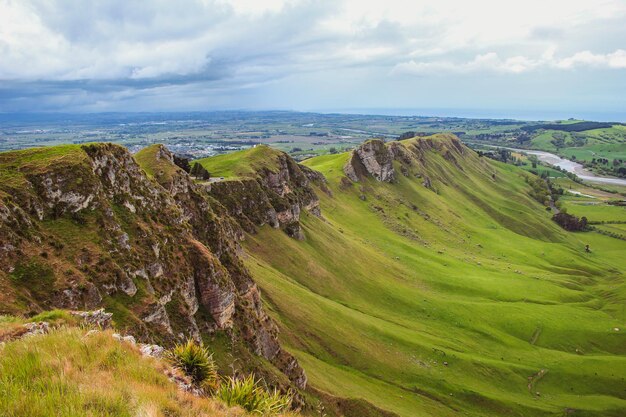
[194,145,284,179]
[225,135,626,416]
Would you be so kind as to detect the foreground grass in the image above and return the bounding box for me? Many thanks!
[0,325,295,417]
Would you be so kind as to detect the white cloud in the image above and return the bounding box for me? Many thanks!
[392,49,626,75]
[554,50,626,69]
[0,0,625,111]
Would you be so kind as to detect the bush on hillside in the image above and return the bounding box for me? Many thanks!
[173,155,191,173]
[190,162,211,180]
[552,212,588,231]
[215,374,292,414]
[168,339,218,390]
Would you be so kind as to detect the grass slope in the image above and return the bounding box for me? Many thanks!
[221,135,626,416]
[0,322,265,417]
[194,145,283,180]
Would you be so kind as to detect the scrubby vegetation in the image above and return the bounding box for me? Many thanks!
[0,327,239,417]
[167,339,293,414]
[216,375,293,414]
[191,162,211,180]
[552,212,588,231]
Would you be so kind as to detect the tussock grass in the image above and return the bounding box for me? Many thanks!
[216,374,293,414]
[168,339,219,391]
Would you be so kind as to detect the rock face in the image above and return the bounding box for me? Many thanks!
[208,149,323,240]
[343,134,469,187]
[0,143,307,390]
[344,139,395,183]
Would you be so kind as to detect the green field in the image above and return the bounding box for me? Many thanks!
[559,197,626,223]
[211,136,626,416]
[560,143,626,163]
[530,126,626,153]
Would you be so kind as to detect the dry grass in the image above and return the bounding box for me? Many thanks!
[0,326,297,417]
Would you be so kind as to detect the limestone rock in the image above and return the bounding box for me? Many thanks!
[22,321,50,337]
[139,343,165,358]
[207,149,322,240]
[344,139,395,182]
[71,309,113,329]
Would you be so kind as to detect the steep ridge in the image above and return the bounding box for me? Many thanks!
[195,145,326,240]
[0,143,306,389]
[231,135,626,417]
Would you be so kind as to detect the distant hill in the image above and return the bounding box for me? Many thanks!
[521,121,620,132]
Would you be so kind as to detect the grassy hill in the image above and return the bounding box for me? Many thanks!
[194,145,284,180]
[219,134,626,416]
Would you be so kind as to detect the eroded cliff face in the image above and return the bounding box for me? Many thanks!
[208,150,324,240]
[344,139,395,183]
[0,143,306,389]
[343,134,470,187]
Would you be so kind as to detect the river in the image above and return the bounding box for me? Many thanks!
[498,147,626,186]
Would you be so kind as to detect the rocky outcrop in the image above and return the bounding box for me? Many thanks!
[71,309,113,329]
[208,148,322,240]
[343,134,470,186]
[344,139,395,182]
[0,143,307,391]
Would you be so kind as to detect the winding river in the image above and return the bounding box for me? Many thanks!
[499,147,626,186]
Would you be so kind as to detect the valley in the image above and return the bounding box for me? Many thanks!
[200,135,626,416]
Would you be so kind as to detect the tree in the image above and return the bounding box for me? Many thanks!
[498,149,511,163]
[552,212,588,231]
[190,162,210,180]
[329,147,338,154]
[190,162,200,177]
[528,155,539,168]
[397,131,416,140]
[173,155,191,173]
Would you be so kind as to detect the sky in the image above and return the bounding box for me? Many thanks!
[1,0,626,120]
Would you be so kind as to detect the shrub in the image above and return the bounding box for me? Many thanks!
[168,339,218,390]
[215,374,292,414]
[552,212,588,231]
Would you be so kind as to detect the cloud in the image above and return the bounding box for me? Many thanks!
[392,53,540,75]
[553,50,626,69]
[392,49,626,75]
[0,0,625,112]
